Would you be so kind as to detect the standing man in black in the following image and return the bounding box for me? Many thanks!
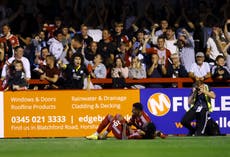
[181,80,216,136]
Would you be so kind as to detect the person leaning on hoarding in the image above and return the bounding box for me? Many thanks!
[181,80,216,136]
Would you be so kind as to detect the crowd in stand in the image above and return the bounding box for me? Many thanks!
[0,0,230,90]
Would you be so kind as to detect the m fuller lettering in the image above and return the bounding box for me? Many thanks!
[217,117,230,128]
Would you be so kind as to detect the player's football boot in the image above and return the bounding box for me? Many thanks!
[159,132,167,139]
[156,131,167,139]
[86,134,98,140]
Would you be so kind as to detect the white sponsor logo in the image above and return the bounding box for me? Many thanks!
[147,93,171,116]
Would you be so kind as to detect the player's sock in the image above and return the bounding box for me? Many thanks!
[96,115,111,133]
[99,131,108,139]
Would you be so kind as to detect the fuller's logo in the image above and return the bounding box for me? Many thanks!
[147,93,171,116]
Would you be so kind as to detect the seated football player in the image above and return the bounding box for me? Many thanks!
[128,102,167,139]
[86,114,145,140]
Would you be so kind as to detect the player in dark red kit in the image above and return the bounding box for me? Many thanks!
[128,102,167,139]
[86,114,145,140]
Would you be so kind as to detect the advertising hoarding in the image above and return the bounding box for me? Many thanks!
[4,90,139,138]
[140,88,230,134]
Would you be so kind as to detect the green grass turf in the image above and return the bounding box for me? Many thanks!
[0,136,229,157]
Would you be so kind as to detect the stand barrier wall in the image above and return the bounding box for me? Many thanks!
[0,88,229,138]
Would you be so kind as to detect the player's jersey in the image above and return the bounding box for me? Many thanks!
[107,114,143,139]
[129,111,152,131]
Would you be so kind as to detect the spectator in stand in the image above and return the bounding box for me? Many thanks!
[168,53,188,75]
[61,25,72,46]
[155,36,172,67]
[189,52,211,81]
[84,53,107,89]
[42,23,56,39]
[84,53,107,79]
[1,46,31,81]
[116,42,132,67]
[112,22,129,49]
[165,26,177,54]
[166,53,188,87]
[206,25,226,65]
[63,53,90,89]
[34,47,50,67]
[32,30,48,53]
[111,57,129,79]
[54,17,63,31]
[176,28,195,72]
[111,57,129,88]
[37,55,60,89]
[147,53,167,88]
[58,44,73,65]
[84,41,98,62]
[0,24,20,59]
[98,28,116,69]
[194,19,212,53]
[33,47,50,79]
[211,55,230,80]
[155,19,168,37]
[143,36,171,67]
[132,29,150,62]
[48,30,64,60]
[18,35,36,67]
[79,24,93,48]
[4,60,28,91]
[70,35,85,54]
[128,56,146,89]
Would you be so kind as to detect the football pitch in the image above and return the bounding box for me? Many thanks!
[0,136,229,157]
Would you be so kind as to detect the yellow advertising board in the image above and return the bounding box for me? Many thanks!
[0,92,3,138]
[3,89,139,138]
